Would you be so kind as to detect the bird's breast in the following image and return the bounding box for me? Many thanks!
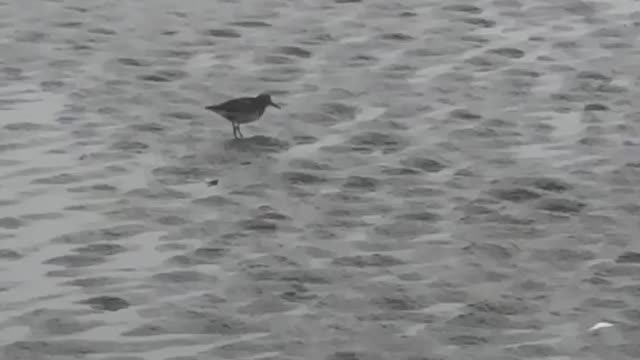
[232,111,261,124]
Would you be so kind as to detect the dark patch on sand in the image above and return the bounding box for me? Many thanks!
[0,217,23,229]
[72,243,127,256]
[2,1,640,358]
[281,171,327,185]
[333,254,406,267]
[51,224,149,244]
[348,132,408,153]
[44,254,106,267]
[0,249,22,260]
[616,251,640,264]
[151,270,212,283]
[489,187,542,202]
[230,21,271,28]
[326,351,384,360]
[401,157,446,173]
[204,28,241,38]
[275,46,312,58]
[536,197,586,213]
[79,296,130,311]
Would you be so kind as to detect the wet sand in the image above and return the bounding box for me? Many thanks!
[1,0,640,359]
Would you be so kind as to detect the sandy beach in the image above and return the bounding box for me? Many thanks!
[1,0,640,359]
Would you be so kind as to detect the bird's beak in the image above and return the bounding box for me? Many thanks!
[269,101,281,109]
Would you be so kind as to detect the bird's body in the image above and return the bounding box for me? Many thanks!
[205,93,280,139]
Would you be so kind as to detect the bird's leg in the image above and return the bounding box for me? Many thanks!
[237,125,244,138]
[232,122,238,139]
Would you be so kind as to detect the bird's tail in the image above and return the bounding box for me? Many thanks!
[204,105,217,111]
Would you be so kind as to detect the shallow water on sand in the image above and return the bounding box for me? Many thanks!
[1,0,640,359]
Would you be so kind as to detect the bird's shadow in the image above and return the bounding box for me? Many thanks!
[223,135,289,153]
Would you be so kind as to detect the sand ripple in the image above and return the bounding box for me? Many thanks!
[1,0,640,359]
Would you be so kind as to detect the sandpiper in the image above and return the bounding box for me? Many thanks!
[205,93,280,139]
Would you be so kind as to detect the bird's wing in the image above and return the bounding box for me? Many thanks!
[210,97,255,113]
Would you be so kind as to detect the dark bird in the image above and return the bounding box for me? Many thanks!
[205,93,280,139]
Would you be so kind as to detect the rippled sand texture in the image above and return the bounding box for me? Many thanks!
[1,0,640,359]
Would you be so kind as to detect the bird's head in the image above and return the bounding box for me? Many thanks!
[256,93,281,109]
